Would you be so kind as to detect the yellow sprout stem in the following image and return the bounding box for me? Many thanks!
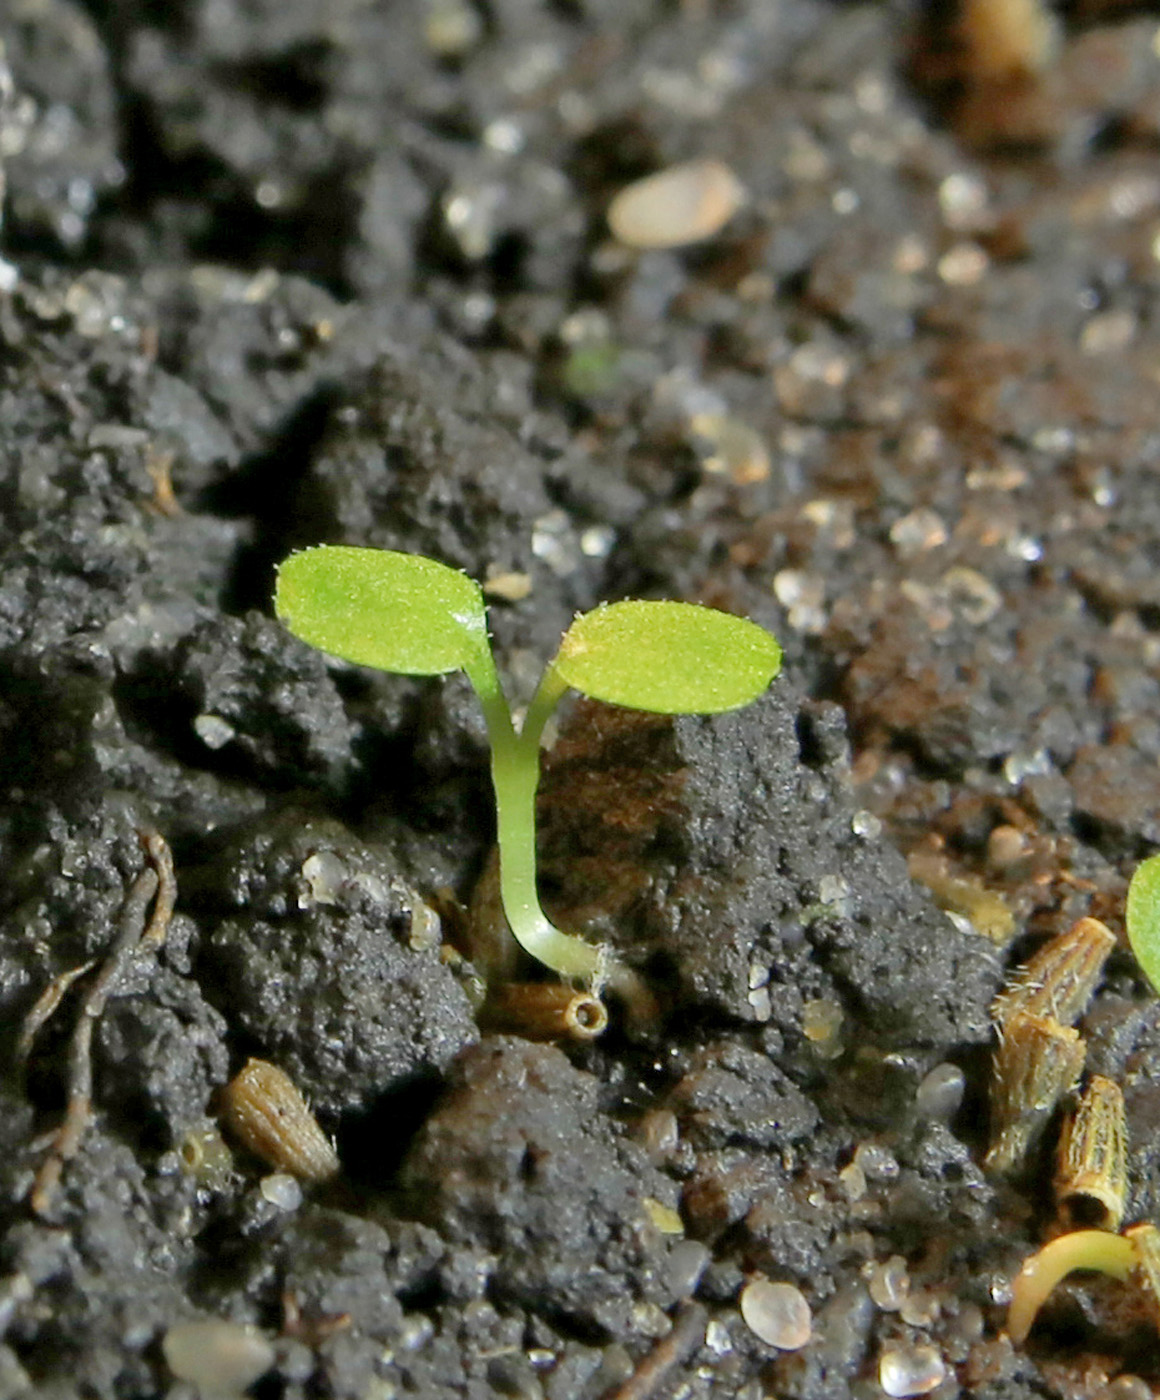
[1007,1229,1136,1344]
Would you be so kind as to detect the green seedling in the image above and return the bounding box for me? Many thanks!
[275,545,782,991]
[1127,853,1160,993]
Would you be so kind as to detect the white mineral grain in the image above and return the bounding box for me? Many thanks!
[867,1256,910,1311]
[916,1063,966,1120]
[259,1172,302,1211]
[879,1343,947,1397]
[740,1279,812,1350]
[853,1142,899,1182]
[162,1319,274,1395]
[889,507,947,557]
[193,713,235,750]
[299,850,346,906]
[607,159,744,250]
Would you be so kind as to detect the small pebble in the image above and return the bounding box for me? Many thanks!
[938,242,989,286]
[398,1315,434,1351]
[879,1343,946,1397]
[424,0,483,56]
[802,999,844,1057]
[299,850,347,906]
[740,1279,812,1351]
[1080,309,1136,356]
[900,1289,940,1328]
[818,874,849,907]
[889,508,947,557]
[986,824,1026,868]
[634,1108,679,1159]
[632,1301,672,1338]
[704,1318,733,1355]
[916,1064,966,1120]
[773,569,827,635]
[690,413,770,483]
[483,570,533,602]
[194,713,236,750]
[853,1142,899,1182]
[259,1173,303,1211]
[607,159,745,250]
[867,1256,910,1311]
[487,1352,544,1400]
[838,1160,867,1201]
[666,1240,711,1298]
[938,168,988,225]
[747,985,772,1020]
[162,1319,275,1394]
[642,1197,684,1235]
[942,566,1002,625]
[1109,1376,1152,1400]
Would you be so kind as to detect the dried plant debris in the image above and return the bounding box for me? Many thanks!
[986,1011,1086,1176]
[478,982,609,1042]
[992,918,1116,1032]
[1054,1075,1127,1232]
[21,831,176,1216]
[986,917,1115,1175]
[907,847,1015,944]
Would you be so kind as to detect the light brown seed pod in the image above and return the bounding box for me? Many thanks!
[1054,1075,1126,1232]
[220,1059,339,1183]
[991,917,1115,1032]
[480,982,609,1042]
[985,1011,1085,1175]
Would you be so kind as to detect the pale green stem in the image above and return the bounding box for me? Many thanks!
[462,652,602,982]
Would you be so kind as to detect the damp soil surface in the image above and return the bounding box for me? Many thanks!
[3,2,1160,1397]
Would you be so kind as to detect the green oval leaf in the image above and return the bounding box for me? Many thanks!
[554,600,781,713]
[1127,853,1160,993]
[275,546,488,675]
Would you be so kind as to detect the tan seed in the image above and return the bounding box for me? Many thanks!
[220,1058,339,1183]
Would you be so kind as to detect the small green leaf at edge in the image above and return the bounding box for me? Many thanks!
[275,545,489,676]
[554,599,782,714]
[1127,853,1160,993]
